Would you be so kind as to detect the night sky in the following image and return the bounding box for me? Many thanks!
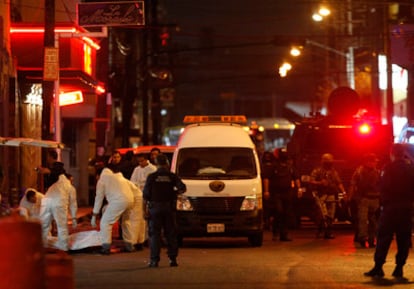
[157,0,319,121]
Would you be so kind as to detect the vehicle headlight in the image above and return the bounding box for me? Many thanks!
[240,194,258,211]
[176,194,193,211]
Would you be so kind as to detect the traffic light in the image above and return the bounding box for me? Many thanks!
[160,28,170,47]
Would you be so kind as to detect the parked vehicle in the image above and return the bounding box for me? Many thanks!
[171,115,264,247]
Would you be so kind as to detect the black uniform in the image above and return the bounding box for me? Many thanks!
[365,145,414,278]
[374,159,414,267]
[263,158,297,241]
[143,166,186,266]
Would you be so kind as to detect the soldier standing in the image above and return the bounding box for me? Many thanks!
[349,153,380,248]
[310,153,346,239]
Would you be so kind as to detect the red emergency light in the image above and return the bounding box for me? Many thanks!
[59,91,83,106]
[357,123,372,135]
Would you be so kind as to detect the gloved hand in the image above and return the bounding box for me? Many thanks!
[72,218,77,229]
[91,215,97,228]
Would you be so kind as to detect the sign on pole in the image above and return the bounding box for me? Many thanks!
[77,1,145,27]
[43,47,59,81]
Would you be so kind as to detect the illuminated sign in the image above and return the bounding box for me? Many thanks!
[25,84,43,106]
[59,91,84,106]
[77,1,145,27]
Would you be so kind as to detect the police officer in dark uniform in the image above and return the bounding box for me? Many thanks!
[364,144,414,279]
[143,154,186,268]
[262,148,299,241]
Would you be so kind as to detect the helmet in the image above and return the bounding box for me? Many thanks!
[321,153,334,163]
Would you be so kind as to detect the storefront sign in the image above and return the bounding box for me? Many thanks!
[77,1,145,27]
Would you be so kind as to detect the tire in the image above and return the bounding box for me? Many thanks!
[248,232,263,247]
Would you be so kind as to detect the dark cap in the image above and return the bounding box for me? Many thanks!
[51,161,66,175]
[156,154,169,166]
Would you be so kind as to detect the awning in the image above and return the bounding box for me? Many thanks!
[0,137,64,149]
[17,68,99,94]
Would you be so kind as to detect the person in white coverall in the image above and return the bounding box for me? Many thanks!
[130,153,156,249]
[19,188,44,221]
[91,164,137,254]
[39,167,78,251]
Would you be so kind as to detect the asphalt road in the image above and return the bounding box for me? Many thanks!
[72,226,414,289]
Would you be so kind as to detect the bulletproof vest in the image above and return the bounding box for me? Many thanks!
[271,162,293,191]
[356,166,379,198]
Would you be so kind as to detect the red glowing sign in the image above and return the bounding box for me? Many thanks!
[59,91,84,106]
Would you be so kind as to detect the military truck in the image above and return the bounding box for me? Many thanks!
[287,87,393,225]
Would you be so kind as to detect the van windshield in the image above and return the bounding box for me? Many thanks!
[176,147,257,180]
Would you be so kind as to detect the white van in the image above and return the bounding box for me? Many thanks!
[171,115,263,246]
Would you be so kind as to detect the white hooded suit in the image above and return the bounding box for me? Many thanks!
[93,168,135,245]
[40,174,78,251]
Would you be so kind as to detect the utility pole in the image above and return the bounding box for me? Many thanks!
[150,0,161,144]
[42,0,55,141]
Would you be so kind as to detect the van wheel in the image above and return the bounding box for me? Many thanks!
[248,232,263,247]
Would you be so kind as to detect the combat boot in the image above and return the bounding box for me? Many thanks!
[392,265,403,278]
[364,265,384,278]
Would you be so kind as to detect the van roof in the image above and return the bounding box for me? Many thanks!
[183,115,247,124]
[177,123,255,148]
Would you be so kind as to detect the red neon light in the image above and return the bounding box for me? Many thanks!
[10,27,77,33]
[10,26,100,50]
[59,91,84,106]
[96,85,106,94]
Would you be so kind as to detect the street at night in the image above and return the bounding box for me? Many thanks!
[2,1,414,289]
[73,225,414,289]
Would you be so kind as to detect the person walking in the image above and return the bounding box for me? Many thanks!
[364,144,414,279]
[349,153,380,248]
[310,153,346,239]
[91,163,138,254]
[262,148,299,241]
[39,164,78,251]
[143,154,186,267]
[130,153,157,249]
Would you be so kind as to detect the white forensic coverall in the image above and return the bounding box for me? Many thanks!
[129,183,145,245]
[130,163,157,191]
[130,163,156,245]
[93,168,135,245]
[40,174,78,251]
[19,188,44,221]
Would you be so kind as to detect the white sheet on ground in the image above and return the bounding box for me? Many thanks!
[47,230,102,250]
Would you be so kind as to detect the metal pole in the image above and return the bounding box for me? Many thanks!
[42,0,54,141]
[54,34,61,160]
[346,0,355,89]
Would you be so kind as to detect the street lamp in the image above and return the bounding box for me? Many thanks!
[278,62,292,78]
[311,4,355,89]
[312,5,331,22]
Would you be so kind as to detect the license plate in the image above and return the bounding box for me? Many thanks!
[207,223,225,233]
